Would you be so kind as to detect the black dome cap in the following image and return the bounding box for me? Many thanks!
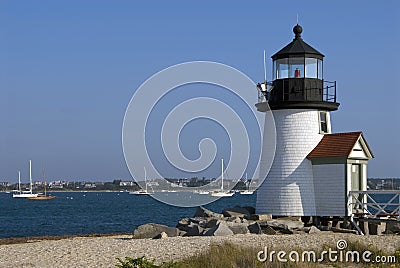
[272,24,324,60]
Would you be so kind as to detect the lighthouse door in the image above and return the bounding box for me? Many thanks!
[351,164,362,212]
[351,164,361,191]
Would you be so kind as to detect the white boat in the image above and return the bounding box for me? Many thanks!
[240,174,254,195]
[13,160,38,198]
[129,168,152,195]
[27,166,55,200]
[240,190,254,195]
[210,159,234,197]
[210,191,234,197]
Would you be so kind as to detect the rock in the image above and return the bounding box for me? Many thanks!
[331,227,358,234]
[184,225,204,237]
[266,219,304,230]
[153,232,168,239]
[222,206,251,218]
[190,218,208,228]
[176,218,191,232]
[298,227,311,233]
[227,223,250,235]
[243,206,256,215]
[178,230,187,236]
[308,226,321,234]
[246,214,272,221]
[225,217,242,223]
[133,223,179,239]
[204,223,234,236]
[279,228,293,234]
[276,216,302,221]
[206,218,221,228]
[385,221,400,234]
[194,206,224,219]
[258,214,273,221]
[263,226,277,235]
[200,228,210,235]
[248,222,262,234]
[222,211,247,218]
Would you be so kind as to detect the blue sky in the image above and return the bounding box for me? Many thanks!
[1,1,399,182]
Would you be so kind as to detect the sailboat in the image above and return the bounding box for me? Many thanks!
[28,166,55,200]
[210,159,234,197]
[13,160,38,198]
[240,173,254,195]
[129,168,152,195]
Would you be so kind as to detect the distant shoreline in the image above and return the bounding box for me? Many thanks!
[0,190,131,193]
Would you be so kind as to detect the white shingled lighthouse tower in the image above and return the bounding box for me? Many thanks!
[255,24,373,217]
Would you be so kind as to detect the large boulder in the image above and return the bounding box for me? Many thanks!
[225,217,243,223]
[263,225,277,235]
[133,223,179,239]
[222,206,251,218]
[331,227,358,234]
[248,222,262,234]
[265,219,304,231]
[153,232,168,239]
[308,226,321,234]
[183,225,204,237]
[246,214,272,221]
[190,218,208,228]
[204,223,234,236]
[226,223,250,235]
[206,218,221,228]
[176,218,191,232]
[194,206,224,219]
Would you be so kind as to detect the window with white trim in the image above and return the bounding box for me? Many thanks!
[319,111,329,134]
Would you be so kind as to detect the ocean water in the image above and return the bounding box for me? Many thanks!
[0,192,256,238]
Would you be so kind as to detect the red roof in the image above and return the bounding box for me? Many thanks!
[307,132,362,158]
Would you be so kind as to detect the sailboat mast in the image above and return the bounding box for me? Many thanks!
[221,158,224,191]
[43,166,47,196]
[18,171,21,192]
[29,160,32,194]
[144,167,147,193]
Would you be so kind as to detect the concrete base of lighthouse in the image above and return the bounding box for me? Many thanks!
[256,109,329,216]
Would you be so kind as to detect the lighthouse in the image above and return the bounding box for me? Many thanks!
[255,24,373,217]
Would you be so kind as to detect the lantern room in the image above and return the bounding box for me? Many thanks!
[259,24,339,111]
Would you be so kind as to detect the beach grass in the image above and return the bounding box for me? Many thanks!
[116,240,400,268]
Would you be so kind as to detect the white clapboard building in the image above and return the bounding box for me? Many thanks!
[255,24,373,216]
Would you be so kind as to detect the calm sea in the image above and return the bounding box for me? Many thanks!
[0,192,256,238]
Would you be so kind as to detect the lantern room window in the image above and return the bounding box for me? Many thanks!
[289,57,304,78]
[273,57,323,80]
[274,58,289,79]
[305,58,317,78]
[318,59,323,79]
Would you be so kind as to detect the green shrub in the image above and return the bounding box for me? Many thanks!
[115,256,179,268]
[116,256,157,268]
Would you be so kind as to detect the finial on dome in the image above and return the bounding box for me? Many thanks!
[293,24,303,39]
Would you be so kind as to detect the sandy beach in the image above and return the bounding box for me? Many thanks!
[0,233,399,267]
